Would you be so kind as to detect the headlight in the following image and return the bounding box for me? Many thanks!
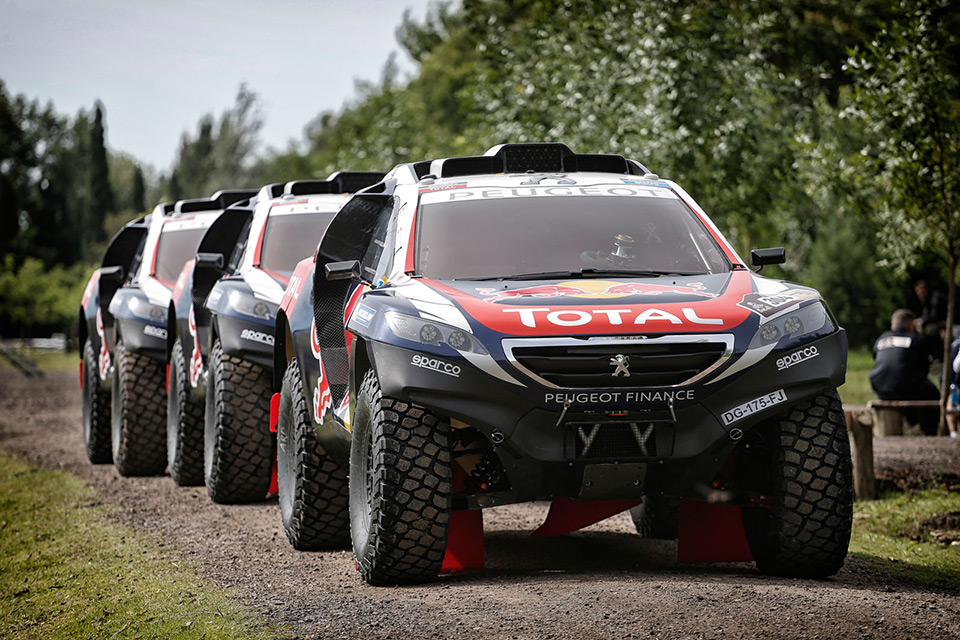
[227,290,276,321]
[748,301,835,351]
[129,296,167,323]
[384,311,488,355]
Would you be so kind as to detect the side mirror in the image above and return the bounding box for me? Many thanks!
[196,252,225,271]
[325,260,361,281]
[750,247,785,271]
[99,264,124,283]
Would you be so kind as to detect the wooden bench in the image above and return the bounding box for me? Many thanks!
[867,399,940,436]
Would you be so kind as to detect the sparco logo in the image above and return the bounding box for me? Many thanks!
[240,329,274,346]
[776,346,819,371]
[143,325,167,339]
[411,355,461,377]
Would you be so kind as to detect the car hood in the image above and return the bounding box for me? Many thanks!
[404,270,765,336]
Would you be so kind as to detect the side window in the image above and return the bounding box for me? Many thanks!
[226,218,251,273]
[360,197,397,283]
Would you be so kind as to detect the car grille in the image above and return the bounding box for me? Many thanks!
[568,420,659,460]
[503,335,733,389]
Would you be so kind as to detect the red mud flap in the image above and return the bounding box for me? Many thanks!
[441,510,485,572]
[269,392,280,433]
[268,392,280,496]
[676,501,753,564]
[79,360,84,390]
[441,462,486,572]
[531,498,642,537]
[165,363,170,393]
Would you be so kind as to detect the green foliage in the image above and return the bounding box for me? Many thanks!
[0,450,281,639]
[0,256,93,338]
[170,84,264,199]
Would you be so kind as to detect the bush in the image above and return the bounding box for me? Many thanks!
[0,255,95,338]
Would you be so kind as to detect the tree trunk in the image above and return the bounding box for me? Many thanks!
[940,254,957,436]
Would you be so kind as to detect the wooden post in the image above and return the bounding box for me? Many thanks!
[845,407,875,501]
[869,404,903,437]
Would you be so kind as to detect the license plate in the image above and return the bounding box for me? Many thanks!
[721,389,787,426]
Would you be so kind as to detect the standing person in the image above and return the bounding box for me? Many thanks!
[869,309,940,436]
[914,279,948,363]
[947,330,960,439]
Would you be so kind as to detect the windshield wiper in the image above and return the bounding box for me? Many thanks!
[453,268,708,281]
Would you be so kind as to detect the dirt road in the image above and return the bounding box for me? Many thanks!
[2,369,959,639]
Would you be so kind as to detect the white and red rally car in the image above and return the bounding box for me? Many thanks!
[271,143,851,585]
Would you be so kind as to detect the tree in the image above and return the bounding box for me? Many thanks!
[88,102,114,241]
[131,164,146,212]
[846,0,960,432]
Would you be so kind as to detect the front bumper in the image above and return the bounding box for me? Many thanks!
[370,329,846,507]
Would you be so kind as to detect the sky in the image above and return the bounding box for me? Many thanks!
[0,0,434,172]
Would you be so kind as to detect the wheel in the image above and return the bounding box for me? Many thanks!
[110,339,168,476]
[350,369,452,585]
[203,339,273,504]
[277,358,350,550]
[630,494,681,539]
[167,339,205,486]
[81,338,112,464]
[741,390,853,578]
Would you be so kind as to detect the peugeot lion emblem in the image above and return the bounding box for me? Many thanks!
[610,354,631,377]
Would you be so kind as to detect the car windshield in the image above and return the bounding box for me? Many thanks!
[154,227,208,282]
[259,211,337,272]
[416,190,730,280]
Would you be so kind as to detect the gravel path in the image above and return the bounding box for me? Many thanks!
[2,369,959,639]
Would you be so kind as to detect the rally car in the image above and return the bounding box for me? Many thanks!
[100,190,255,477]
[166,173,383,503]
[79,215,151,464]
[271,143,851,584]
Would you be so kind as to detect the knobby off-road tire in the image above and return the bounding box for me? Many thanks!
[630,495,681,540]
[741,390,853,578]
[82,339,112,464]
[110,339,168,476]
[350,370,452,585]
[204,339,274,504]
[167,339,205,486]
[277,358,350,550]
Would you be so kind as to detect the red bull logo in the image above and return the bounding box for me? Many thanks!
[310,320,333,424]
[188,304,204,388]
[96,309,111,380]
[477,280,717,303]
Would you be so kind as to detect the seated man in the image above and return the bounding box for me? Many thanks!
[869,309,939,435]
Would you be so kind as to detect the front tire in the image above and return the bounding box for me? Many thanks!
[82,338,112,464]
[277,358,350,550]
[167,339,205,486]
[110,339,168,476]
[203,339,273,504]
[350,370,452,585]
[741,390,853,578]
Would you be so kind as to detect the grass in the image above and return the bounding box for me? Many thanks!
[0,450,283,640]
[850,489,960,591]
[0,347,77,373]
[839,346,874,405]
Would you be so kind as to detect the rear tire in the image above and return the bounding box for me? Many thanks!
[203,339,273,504]
[277,358,350,550]
[350,370,452,585]
[110,339,167,476]
[167,339,205,486]
[82,339,112,464]
[630,495,681,540]
[741,390,853,578]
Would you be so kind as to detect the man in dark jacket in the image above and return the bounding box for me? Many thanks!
[870,308,939,435]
